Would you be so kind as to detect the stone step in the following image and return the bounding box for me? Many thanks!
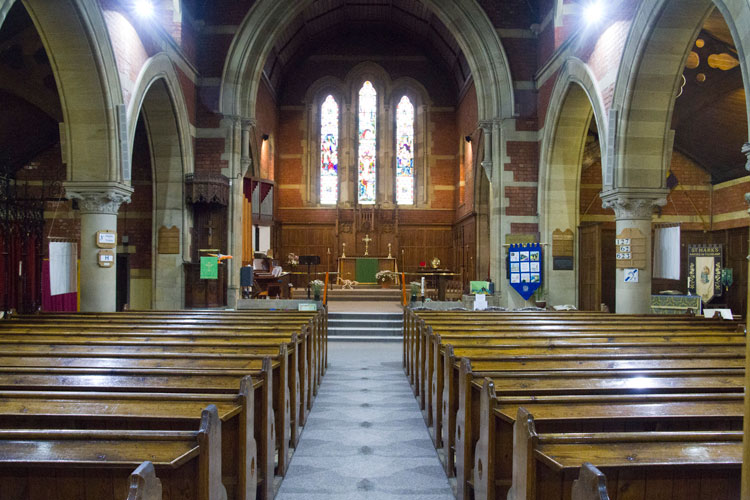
[327,311,404,340]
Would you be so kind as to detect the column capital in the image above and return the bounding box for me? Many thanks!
[64,181,134,215]
[600,188,667,220]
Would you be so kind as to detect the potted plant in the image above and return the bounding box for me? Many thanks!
[533,287,547,309]
[310,279,324,301]
[410,282,421,303]
[375,270,396,288]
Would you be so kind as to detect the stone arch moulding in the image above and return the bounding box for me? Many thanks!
[219,0,515,125]
[609,0,750,193]
[128,53,194,309]
[127,52,194,173]
[538,57,608,238]
[0,0,124,182]
[537,57,608,308]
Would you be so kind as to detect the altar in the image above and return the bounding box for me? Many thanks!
[337,257,398,284]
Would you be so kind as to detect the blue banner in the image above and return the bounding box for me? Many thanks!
[508,243,542,300]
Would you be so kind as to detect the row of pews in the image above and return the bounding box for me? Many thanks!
[0,308,328,500]
[403,309,744,500]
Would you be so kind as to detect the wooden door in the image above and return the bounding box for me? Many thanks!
[578,224,602,311]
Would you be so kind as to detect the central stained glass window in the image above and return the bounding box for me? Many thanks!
[320,95,339,205]
[396,95,415,205]
[358,81,377,204]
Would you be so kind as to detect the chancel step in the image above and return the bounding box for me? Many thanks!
[328,312,403,341]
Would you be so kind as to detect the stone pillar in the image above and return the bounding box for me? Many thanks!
[601,190,666,314]
[741,142,750,500]
[64,181,133,312]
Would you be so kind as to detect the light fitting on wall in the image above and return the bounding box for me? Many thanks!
[262,134,269,141]
[465,135,472,143]
[583,1,604,25]
[133,0,155,18]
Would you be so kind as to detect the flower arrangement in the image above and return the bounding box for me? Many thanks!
[310,279,324,292]
[287,253,299,266]
[410,281,421,296]
[375,270,397,283]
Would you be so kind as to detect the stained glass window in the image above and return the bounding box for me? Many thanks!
[320,95,339,205]
[396,96,415,205]
[358,81,377,204]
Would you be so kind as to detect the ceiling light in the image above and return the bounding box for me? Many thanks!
[134,0,155,18]
[583,1,604,25]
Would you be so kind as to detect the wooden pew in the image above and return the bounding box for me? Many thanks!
[453,361,744,500]
[0,405,228,500]
[127,462,163,500]
[507,408,741,500]
[0,330,308,444]
[472,380,744,500]
[434,339,745,468]
[0,378,260,500]
[0,364,275,500]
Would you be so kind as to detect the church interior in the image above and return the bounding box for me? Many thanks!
[1,0,750,499]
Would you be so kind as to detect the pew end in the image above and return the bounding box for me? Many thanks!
[571,463,610,500]
[238,375,259,500]
[127,461,163,500]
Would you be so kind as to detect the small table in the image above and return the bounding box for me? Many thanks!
[412,269,458,301]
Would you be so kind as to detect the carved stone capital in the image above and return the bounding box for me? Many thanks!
[478,120,494,134]
[64,181,134,215]
[600,189,667,220]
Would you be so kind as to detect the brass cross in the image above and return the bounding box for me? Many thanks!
[362,234,372,256]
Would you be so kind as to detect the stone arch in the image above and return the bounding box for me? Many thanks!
[0,0,123,182]
[219,0,515,124]
[538,57,607,306]
[128,53,194,309]
[609,0,750,191]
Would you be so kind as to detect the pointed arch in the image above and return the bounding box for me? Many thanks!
[610,0,750,191]
[219,0,514,124]
[0,0,124,181]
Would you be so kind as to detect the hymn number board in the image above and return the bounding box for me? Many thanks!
[615,228,646,269]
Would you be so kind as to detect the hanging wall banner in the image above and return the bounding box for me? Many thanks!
[687,244,722,302]
[200,256,219,280]
[508,242,542,300]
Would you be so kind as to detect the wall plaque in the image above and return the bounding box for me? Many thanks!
[552,228,574,270]
[96,230,117,249]
[97,250,115,268]
[158,226,180,254]
[615,228,646,269]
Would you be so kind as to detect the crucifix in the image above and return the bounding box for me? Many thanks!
[362,234,372,256]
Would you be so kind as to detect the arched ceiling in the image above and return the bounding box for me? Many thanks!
[674,7,747,184]
[264,0,471,100]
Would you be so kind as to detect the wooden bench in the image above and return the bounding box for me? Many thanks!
[508,408,741,500]
[0,405,228,500]
[472,380,744,500]
[453,362,744,500]
[0,381,261,500]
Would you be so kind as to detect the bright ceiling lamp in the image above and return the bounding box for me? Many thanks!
[134,0,155,18]
[583,1,605,25]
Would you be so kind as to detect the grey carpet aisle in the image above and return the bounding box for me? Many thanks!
[276,341,454,500]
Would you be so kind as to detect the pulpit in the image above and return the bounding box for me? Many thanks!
[338,257,398,284]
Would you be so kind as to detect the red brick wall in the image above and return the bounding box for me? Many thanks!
[118,118,152,270]
[255,81,278,181]
[456,83,478,220]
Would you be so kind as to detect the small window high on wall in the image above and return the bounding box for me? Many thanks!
[396,95,414,205]
[358,81,377,204]
[320,95,339,205]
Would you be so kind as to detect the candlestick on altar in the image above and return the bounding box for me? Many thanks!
[387,243,392,259]
[342,242,346,258]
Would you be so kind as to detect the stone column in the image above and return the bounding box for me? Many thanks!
[601,190,666,314]
[64,181,133,312]
[741,142,750,500]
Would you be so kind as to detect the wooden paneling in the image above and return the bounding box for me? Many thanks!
[453,216,476,289]
[278,224,337,269]
[398,225,454,273]
[578,224,602,311]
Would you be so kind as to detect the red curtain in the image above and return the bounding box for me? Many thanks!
[41,260,77,312]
